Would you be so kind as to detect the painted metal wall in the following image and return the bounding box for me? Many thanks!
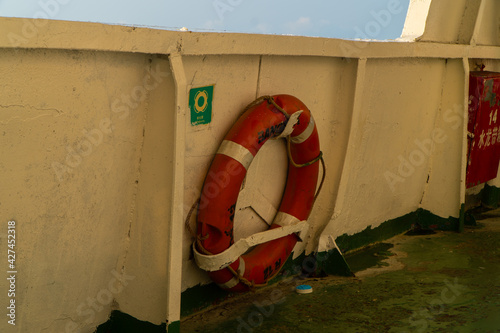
[319,57,464,245]
[0,49,172,331]
[0,0,499,330]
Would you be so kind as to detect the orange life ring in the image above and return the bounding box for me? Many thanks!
[196,94,321,291]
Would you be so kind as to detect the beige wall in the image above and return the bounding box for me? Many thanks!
[0,48,165,331]
[0,1,499,330]
[319,57,465,243]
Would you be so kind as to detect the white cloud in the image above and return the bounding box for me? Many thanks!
[255,22,271,33]
[284,16,312,34]
[297,17,310,25]
[204,20,223,31]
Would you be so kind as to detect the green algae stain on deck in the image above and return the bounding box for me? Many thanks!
[181,218,500,333]
[344,242,395,273]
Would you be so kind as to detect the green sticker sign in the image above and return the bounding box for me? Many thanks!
[189,85,214,126]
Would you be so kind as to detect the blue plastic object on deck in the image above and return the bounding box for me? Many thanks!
[296,284,313,294]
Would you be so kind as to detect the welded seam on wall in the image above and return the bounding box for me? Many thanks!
[117,56,154,285]
[418,59,450,206]
[255,55,263,99]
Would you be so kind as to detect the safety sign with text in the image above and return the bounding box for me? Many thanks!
[189,85,214,126]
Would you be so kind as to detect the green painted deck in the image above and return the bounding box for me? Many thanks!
[181,212,500,333]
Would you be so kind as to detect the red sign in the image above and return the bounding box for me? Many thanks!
[466,71,500,188]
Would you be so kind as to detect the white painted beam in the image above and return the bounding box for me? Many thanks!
[1,17,500,61]
[318,58,367,252]
[400,0,433,41]
[166,53,187,330]
[460,57,471,230]
[470,0,486,46]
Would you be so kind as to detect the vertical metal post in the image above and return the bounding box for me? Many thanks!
[331,58,367,219]
[165,53,187,332]
[459,57,471,232]
[469,0,486,46]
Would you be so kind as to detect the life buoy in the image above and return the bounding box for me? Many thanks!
[196,94,321,292]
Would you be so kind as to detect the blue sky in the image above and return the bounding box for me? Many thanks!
[0,0,410,40]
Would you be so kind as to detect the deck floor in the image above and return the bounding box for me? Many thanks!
[181,211,500,333]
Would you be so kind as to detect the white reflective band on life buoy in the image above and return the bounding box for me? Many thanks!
[217,140,254,170]
[291,116,315,144]
[272,211,301,227]
[238,257,246,276]
[218,276,239,289]
[216,257,245,289]
[193,221,307,271]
